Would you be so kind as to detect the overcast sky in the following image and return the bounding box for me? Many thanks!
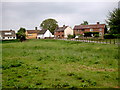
[1,0,119,31]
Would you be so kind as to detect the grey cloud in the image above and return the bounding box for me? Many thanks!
[2,2,118,31]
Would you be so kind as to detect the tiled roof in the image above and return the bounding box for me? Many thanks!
[0,30,16,37]
[38,30,47,34]
[26,30,39,34]
[55,26,68,32]
[73,24,106,30]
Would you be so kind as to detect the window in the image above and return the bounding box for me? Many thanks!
[90,29,93,31]
[99,32,102,36]
[5,32,11,35]
[28,34,33,36]
[99,28,102,31]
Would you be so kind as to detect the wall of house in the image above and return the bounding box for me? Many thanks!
[74,30,84,35]
[74,28,104,38]
[37,34,44,39]
[26,32,37,39]
[44,30,53,38]
[2,36,16,40]
[37,30,54,39]
[54,31,64,39]
[64,27,73,38]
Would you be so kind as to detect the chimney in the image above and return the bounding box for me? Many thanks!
[35,27,37,30]
[97,22,100,24]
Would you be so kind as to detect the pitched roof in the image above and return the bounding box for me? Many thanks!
[26,30,39,34]
[55,26,68,32]
[38,30,47,34]
[73,24,106,30]
[0,30,16,37]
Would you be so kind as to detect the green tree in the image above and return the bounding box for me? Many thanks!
[106,8,120,34]
[16,27,26,42]
[40,18,58,34]
[81,21,88,25]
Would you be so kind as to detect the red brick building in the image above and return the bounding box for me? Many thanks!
[73,22,107,38]
[54,25,73,39]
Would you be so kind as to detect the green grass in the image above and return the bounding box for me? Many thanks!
[2,39,119,88]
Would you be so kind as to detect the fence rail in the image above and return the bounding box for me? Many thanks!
[59,38,119,44]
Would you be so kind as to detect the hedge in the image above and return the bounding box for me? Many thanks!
[104,34,120,39]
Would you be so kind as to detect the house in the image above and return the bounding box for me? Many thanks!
[73,22,107,38]
[26,30,38,39]
[54,25,73,39]
[0,30,16,40]
[26,27,39,39]
[37,29,54,39]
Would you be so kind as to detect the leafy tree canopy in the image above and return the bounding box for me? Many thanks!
[40,18,58,34]
[106,8,120,34]
[16,27,26,42]
[81,21,88,25]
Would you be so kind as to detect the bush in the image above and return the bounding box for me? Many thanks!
[84,32,92,37]
[94,34,99,37]
[104,34,114,39]
[76,34,84,37]
[84,32,99,37]
[113,34,120,38]
[68,35,75,39]
[104,34,120,39]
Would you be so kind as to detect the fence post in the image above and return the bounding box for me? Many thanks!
[114,39,115,44]
[110,39,111,44]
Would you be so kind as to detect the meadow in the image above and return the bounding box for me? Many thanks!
[2,39,119,88]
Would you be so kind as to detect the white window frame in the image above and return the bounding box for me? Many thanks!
[90,29,93,31]
[5,32,12,35]
[99,28,102,31]
[28,34,33,36]
[99,32,102,36]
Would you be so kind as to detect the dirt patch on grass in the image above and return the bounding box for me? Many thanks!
[64,63,117,72]
[79,65,117,72]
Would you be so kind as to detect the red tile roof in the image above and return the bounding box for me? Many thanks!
[55,26,68,32]
[26,30,39,34]
[38,30,47,34]
[73,24,106,30]
[0,30,16,37]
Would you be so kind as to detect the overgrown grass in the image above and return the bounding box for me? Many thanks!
[2,39,119,88]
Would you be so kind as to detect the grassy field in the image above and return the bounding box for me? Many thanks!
[2,39,119,88]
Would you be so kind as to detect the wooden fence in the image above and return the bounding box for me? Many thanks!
[61,38,119,44]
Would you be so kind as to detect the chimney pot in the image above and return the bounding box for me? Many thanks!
[35,27,37,30]
[97,22,100,24]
